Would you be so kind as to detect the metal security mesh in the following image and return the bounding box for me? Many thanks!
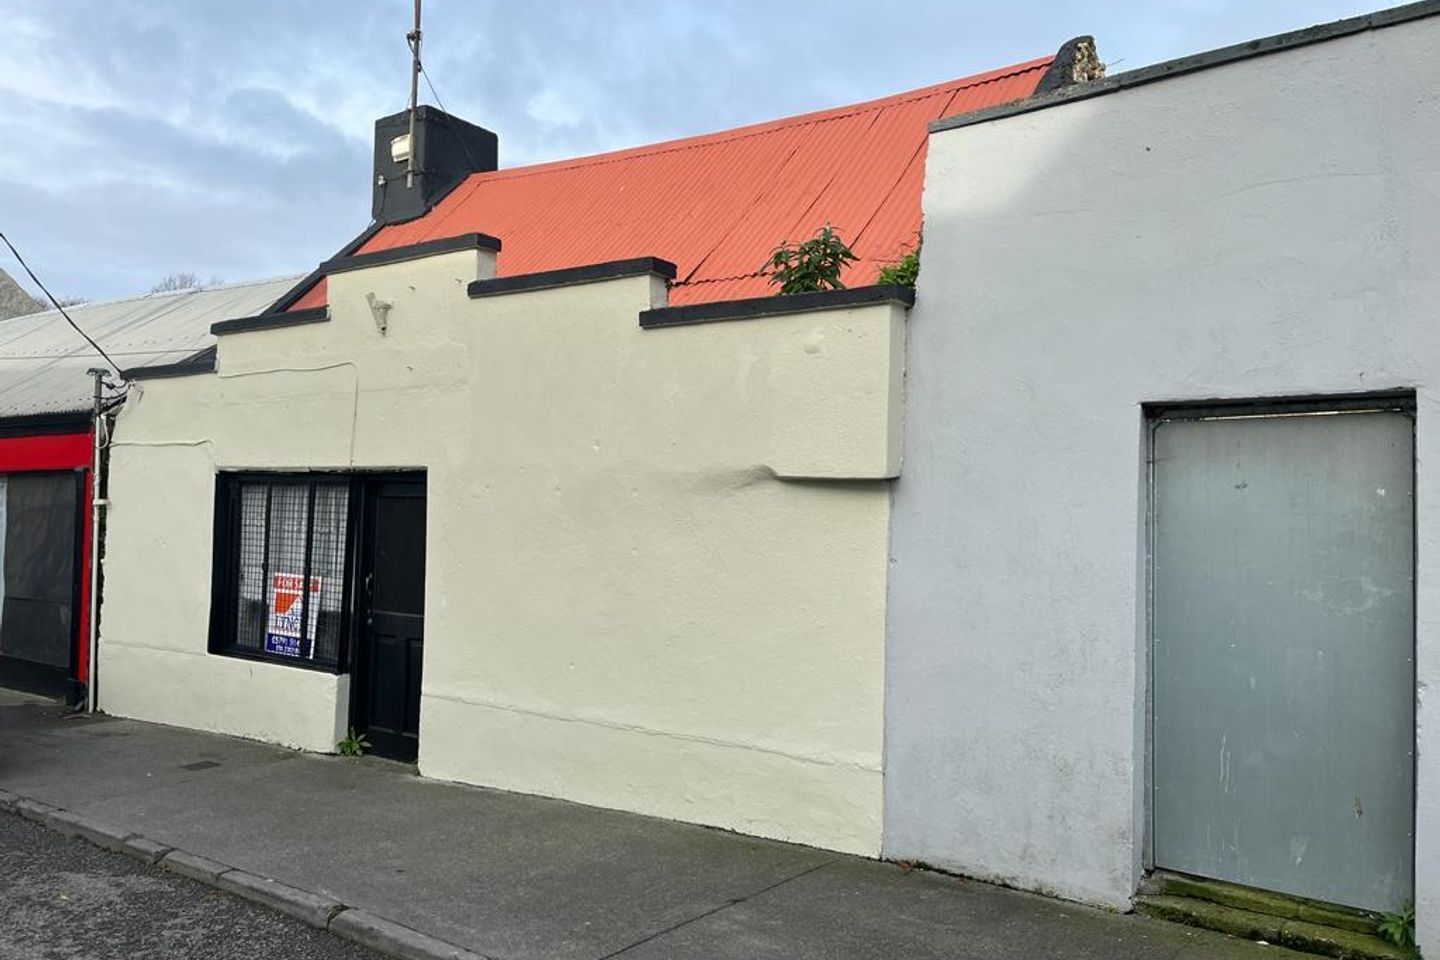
[221,476,349,668]
[233,483,269,655]
[309,484,349,664]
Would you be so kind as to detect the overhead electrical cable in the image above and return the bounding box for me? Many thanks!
[0,231,123,375]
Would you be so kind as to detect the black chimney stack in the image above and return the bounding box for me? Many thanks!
[372,106,498,225]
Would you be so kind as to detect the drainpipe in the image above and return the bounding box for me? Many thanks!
[85,367,106,715]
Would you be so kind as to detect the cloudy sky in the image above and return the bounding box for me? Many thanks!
[0,0,1382,302]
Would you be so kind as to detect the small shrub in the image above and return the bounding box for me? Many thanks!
[763,223,857,294]
[876,246,920,287]
[1377,900,1416,955]
[336,728,370,757]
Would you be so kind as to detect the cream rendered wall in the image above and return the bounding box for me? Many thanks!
[886,11,1440,937]
[101,246,903,855]
[100,248,489,753]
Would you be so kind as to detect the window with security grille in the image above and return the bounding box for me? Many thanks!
[210,474,350,671]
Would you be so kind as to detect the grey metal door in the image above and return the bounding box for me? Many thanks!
[0,471,82,698]
[1151,408,1414,911]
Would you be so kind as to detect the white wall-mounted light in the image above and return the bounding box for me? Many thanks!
[390,133,412,164]
[365,292,392,335]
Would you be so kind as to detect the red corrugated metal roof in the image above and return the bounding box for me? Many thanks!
[290,56,1051,311]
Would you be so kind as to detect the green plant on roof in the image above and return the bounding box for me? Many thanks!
[876,241,921,288]
[1376,900,1416,955]
[763,223,858,295]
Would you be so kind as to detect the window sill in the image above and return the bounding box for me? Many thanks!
[208,646,347,675]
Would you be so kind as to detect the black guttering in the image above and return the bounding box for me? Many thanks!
[211,306,328,337]
[319,232,501,276]
[640,285,914,330]
[122,345,218,380]
[932,0,1440,134]
[468,257,677,299]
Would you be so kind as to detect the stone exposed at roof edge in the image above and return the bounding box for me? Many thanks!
[1033,36,1104,95]
[931,0,1440,134]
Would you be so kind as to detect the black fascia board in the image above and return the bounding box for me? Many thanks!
[468,257,678,299]
[122,348,218,380]
[639,284,915,330]
[318,232,502,276]
[932,0,1440,134]
[211,306,329,337]
[0,410,93,437]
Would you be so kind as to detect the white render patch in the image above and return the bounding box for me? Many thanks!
[886,9,1440,950]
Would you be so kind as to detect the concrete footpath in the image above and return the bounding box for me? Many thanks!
[0,694,1300,960]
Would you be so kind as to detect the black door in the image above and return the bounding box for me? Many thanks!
[0,472,83,698]
[352,478,426,762]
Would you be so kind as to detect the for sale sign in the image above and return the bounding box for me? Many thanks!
[264,573,321,659]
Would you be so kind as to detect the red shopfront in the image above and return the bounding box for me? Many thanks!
[0,416,92,700]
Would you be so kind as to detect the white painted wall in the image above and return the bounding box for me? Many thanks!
[101,248,906,855]
[886,12,1440,947]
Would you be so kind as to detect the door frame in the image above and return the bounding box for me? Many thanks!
[346,471,427,761]
[1140,390,1417,888]
[0,468,86,698]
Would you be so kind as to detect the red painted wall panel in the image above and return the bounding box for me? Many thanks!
[0,432,91,472]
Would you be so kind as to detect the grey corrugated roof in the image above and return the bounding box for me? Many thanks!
[0,275,300,419]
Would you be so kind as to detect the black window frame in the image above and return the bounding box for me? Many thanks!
[208,472,360,674]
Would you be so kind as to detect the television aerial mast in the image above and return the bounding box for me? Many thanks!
[405,0,422,188]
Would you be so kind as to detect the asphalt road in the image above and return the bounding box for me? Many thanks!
[0,814,383,960]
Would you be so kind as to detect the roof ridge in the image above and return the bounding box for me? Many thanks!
[466,57,1053,187]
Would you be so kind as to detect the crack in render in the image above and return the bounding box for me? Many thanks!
[594,860,835,960]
